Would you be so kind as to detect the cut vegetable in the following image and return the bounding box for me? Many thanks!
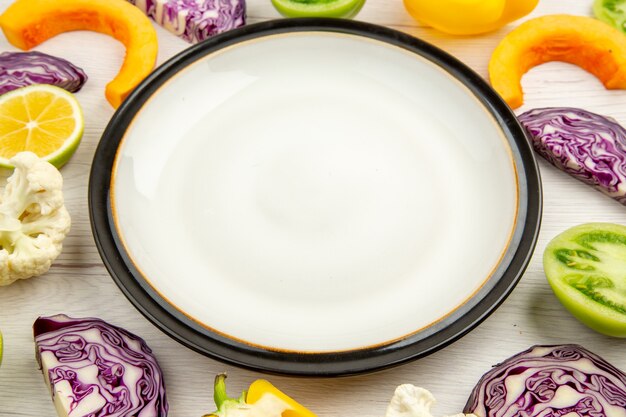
[0,152,71,286]
[518,107,626,205]
[385,384,475,417]
[594,0,626,34]
[489,15,626,109]
[205,374,316,417]
[464,344,626,417]
[0,0,158,108]
[544,223,626,337]
[271,0,365,18]
[0,51,87,95]
[34,314,168,417]
[403,0,538,35]
[127,0,245,43]
[0,84,83,168]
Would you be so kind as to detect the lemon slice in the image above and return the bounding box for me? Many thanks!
[0,84,84,168]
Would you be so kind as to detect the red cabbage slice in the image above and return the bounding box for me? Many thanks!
[34,314,168,417]
[519,107,626,205]
[0,51,87,95]
[127,0,246,43]
[464,344,626,417]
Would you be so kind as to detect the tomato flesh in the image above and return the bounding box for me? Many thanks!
[544,223,626,337]
[594,0,626,33]
[271,0,365,18]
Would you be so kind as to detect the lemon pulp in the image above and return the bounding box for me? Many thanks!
[0,85,83,168]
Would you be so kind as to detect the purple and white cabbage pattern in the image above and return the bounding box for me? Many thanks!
[519,107,626,205]
[127,0,245,43]
[34,314,168,417]
[0,51,87,95]
[464,344,626,417]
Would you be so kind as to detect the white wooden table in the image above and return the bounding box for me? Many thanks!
[1,0,626,416]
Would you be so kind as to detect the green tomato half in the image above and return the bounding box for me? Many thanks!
[271,0,365,18]
[544,223,626,337]
[593,0,626,33]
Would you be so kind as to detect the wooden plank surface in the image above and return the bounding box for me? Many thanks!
[1,0,626,416]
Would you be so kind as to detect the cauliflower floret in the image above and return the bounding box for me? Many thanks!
[0,152,71,286]
[385,385,476,417]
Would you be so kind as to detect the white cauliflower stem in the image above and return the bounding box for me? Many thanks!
[385,385,476,417]
[0,152,70,286]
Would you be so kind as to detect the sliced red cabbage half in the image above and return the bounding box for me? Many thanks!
[0,51,87,95]
[464,344,626,417]
[518,107,626,205]
[127,0,246,43]
[34,314,168,417]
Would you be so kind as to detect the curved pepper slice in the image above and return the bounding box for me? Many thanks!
[205,374,317,417]
[0,0,158,109]
[489,14,626,109]
[403,0,538,35]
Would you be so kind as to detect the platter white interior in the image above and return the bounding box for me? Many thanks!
[110,31,519,354]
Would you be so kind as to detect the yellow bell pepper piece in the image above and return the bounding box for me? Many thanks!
[205,374,317,417]
[247,380,317,417]
[403,0,540,35]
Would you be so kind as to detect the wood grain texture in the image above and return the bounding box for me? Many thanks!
[1,0,626,416]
